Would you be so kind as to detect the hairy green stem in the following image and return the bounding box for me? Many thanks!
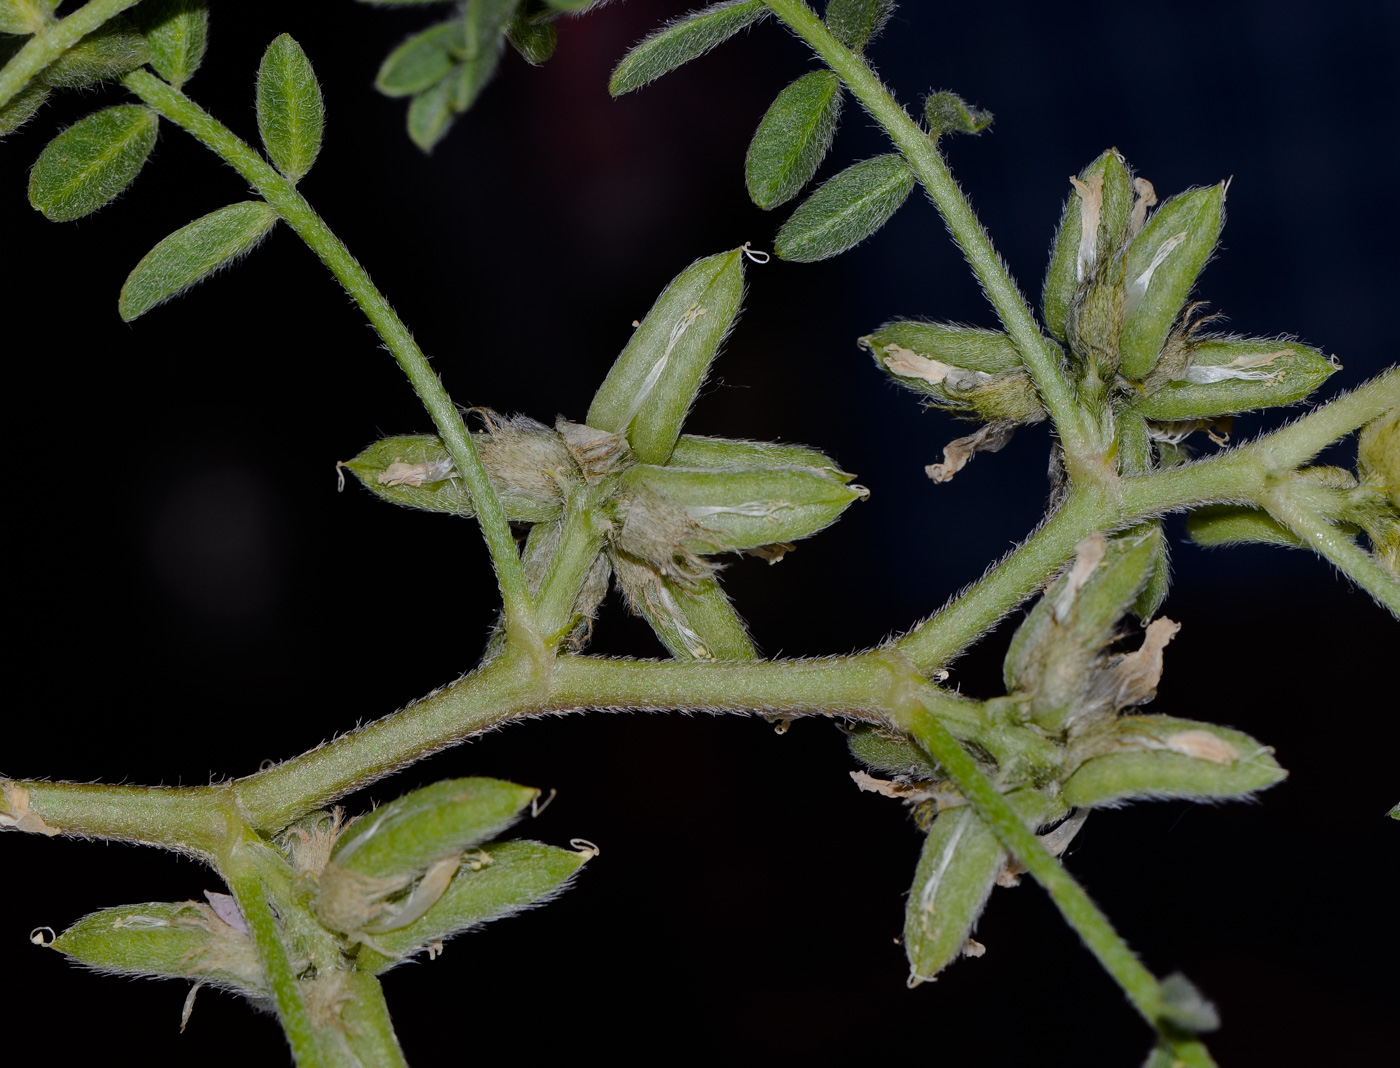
[1263,485,1400,616]
[0,0,140,109]
[762,0,1092,462]
[340,972,410,1068]
[118,69,539,641]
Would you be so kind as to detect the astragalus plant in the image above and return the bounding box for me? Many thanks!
[2,2,1396,1065]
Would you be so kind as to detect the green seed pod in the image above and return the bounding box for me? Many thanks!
[1064,715,1284,807]
[861,322,1046,423]
[341,420,575,523]
[39,18,149,88]
[28,105,159,222]
[376,20,462,97]
[1186,505,1303,549]
[668,434,854,482]
[617,463,868,559]
[923,91,992,139]
[848,725,941,780]
[611,554,756,660]
[745,70,843,211]
[775,153,916,263]
[1042,150,1135,342]
[135,0,208,88]
[587,249,745,465]
[119,201,280,321]
[1358,409,1400,511]
[608,0,768,96]
[360,840,594,973]
[331,778,538,881]
[905,791,1051,985]
[1004,527,1163,733]
[824,0,894,51]
[256,34,324,184]
[1118,184,1225,380]
[50,899,266,998]
[1130,338,1337,421]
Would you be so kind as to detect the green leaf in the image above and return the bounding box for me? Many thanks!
[448,0,517,113]
[118,201,279,322]
[256,34,324,183]
[1062,715,1285,807]
[1185,505,1303,549]
[506,11,558,65]
[136,0,208,88]
[824,0,893,51]
[28,105,158,222]
[407,70,456,152]
[1118,183,1225,380]
[775,153,915,263]
[376,20,462,97]
[0,0,56,36]
[923,91,992,138]
[361,840,593,972]
[50,900,266,997]
[342,423,573,524]
[668,434,854,482]
[1130,338,1337,421]
[1041,149,1134,342]
[39,18,149,88]
[0,81,49,137]
[331,779,539,881]
[1389,802,1399,820]
[1159,973,1221,1034]
[619,463,868,554]
[586,248,745,465]
[745,70,842,210]
[609,0,767,96]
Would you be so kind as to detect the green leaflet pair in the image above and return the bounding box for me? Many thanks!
[851,526,1284,986]
[343,247,868,660]
[47,777,593,1024]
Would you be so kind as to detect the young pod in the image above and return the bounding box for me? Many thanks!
[1358,409,1400,511]
[668,434,855,482]
[1003,527,1163,733]
[848,725,942,780]
[586,249,745,465]
[860,322,1045,423]
[342,420,575,523]
[1130,338,1337,421]
[49,900,266,998]
[1186,505,1302,549]
[612,554,756,659]
[1063,715,1284,807]
[1118,184,1225,381]
[905,791,1051,985]
[359,840,594,973]
[1042,150,1135,341]
[617,463,868,559]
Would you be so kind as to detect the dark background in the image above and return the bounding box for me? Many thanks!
[3,2,1397,1064]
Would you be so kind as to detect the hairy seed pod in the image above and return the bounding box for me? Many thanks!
[905,791,1053,985]
[616,463,868,561]
[848,725,942,780]
[342,418,575,522]
[586,249,745,465]
[1130,337,1337,421]
[1042,150,1134,341]
[668,434,854,482]
[1004,527,1163,734]
[860,322,1045,423]
[360,840,594,973]
[1358,409,1400,511]
[50,900,266,998]
[1118,184,1225,380]
[1186,505,1303,549]
[1063,716,1284,807]
[611,554,756,660]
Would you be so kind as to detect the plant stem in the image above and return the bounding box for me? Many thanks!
[225,843,322,1068]
[531,487,607,645]
[0,0,140,109]
[340,972,410,1068]
[0,778,227,856]
[1262,484,1400,616]
[762,0,1092,462]
[118,69,539,642]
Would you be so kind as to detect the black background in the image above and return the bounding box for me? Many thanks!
[3,2,1397,1064]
